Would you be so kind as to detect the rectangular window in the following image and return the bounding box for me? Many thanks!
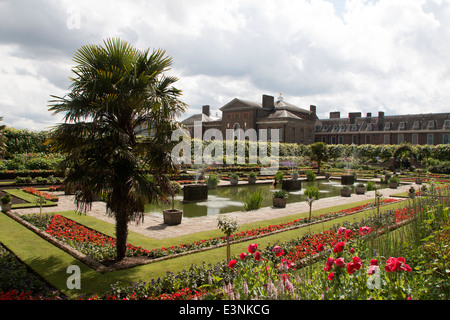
[331,136,336,144]
[443,133,449,144]
[413,121,420,130]
[398,134,404,144]
[365,135,371,144]
[384,134,390,144]
[444,120,450,129]
[412,134,418,145]
[352,135,358,144]
[427,120,435,129]
[321,136,326,143]
[399,122,406,130]
[338,136,344,144]
[427,134,433,145]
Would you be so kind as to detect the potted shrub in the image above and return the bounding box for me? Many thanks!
[247,172,257,185]
[355,183,366,195]
[304,185,319,221]
[306,170,316,181]
[1,194,12,212]
[340,186,351,197]
[163,181,183,225]
[415,169,423,185]
[229,173,239,185]
[272,189,288,208]
[206,174,219,189]
[408,186,416,199]
[388,176,400,189]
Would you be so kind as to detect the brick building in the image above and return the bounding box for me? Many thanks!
[314,111,450,145]
[182,93,318,143]
[182,94,450,145]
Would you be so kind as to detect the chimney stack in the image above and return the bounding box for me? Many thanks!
[330,111,340,119]
[202,105,210,117]
[262,94,275,110]
[310,105,316,114]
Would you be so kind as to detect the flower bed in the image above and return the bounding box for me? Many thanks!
[22,187,59,202]
[23,199,401,265]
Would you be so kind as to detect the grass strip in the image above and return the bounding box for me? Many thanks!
[4,189,57,209]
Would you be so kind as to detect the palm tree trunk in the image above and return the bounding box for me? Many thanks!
[115,210,129,261]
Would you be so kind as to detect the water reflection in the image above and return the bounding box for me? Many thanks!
[145,179,376,218]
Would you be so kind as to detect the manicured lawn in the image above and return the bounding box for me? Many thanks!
[4,189,57,209]
[0,198,407,298]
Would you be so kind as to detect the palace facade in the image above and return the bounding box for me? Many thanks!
[181,93,450,146]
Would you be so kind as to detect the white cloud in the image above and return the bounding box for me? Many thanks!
[0,0,449,130]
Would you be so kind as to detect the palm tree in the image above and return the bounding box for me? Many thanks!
[48,38,187,261]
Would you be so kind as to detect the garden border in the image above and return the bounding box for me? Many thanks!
[3,197,405,272]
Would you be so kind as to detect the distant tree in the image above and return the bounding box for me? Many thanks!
[49,38,186,261]
[0,117,6,158]
[309,142,329,174]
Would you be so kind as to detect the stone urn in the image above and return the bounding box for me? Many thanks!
[340,187,352,197]
[163,209,183,225]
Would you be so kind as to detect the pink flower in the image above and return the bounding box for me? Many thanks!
[345,229,353,238]
[385,257,411,272]
[368,265,379,275]
[248,243,258,254]
[359,226,371,235]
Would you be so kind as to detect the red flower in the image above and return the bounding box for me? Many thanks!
[349,247,355,254]
[248,243,258,254]
[345,229,353,238]
[323,257,335,271]
[239,252,247,260]
[327,272,335,281]
[335,257,345,268]
[346,261,355,274]
[370,259,378,266]
[272,246,284,257]
[333,241,345,253]
[317,243,324,251]
[254,251,261,261]
[359,226,370,235]
[228,259,237,268]
[352,256,362,270]
[385,257,411,272]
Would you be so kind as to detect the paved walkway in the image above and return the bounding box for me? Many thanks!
[13,179,415,240]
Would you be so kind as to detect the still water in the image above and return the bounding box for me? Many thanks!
[145,179,372,218]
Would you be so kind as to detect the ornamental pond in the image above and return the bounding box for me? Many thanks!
[145,179,380,218]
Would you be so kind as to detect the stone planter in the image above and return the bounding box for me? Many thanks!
[341,174,355,185]
[389,182,399,189]
[273,197,287,208]
[355,186,366,195]
[183,184,208,202]
[1,202,11,213]
[230,177,239,185]
[163,209,183,225]
[291,172,299,180]
[281,179,301,191]
[248,177,257,185]
[340,188,352,197]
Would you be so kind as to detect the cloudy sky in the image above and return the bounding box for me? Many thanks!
[0,0,449,131]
